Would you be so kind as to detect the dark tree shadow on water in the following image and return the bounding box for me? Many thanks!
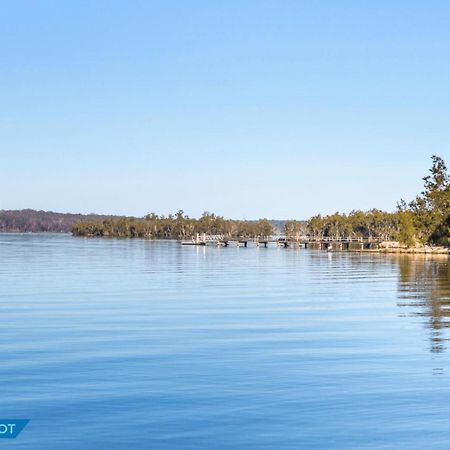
[396,255,450,353]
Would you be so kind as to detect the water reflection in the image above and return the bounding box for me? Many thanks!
[397,255,450,353]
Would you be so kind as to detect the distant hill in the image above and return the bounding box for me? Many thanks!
[0,210,294,234]
[0,209,126,233]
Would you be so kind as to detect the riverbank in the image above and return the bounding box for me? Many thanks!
[367,246,450,254]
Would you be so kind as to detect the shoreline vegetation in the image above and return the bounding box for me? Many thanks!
[71,155,450,252]
[2,156,449,253]
[0,210,123,234]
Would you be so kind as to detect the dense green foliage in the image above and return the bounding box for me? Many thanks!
[401,155,450,246]
[397,211,416,247]
[72,211,274,239]
[284,155,450,247]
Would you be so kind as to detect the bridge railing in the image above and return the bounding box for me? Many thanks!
[188,234,385,243]
[280,236,383,243]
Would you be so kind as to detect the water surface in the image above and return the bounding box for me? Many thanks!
[1,234,449,449]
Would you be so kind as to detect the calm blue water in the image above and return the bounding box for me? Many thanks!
[1,234,450,449]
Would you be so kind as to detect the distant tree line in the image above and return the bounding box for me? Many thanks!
[0,209,122,233]
[284,155,449,247]
[72,211,275,239]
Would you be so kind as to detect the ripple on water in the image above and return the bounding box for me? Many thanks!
[0,234,449,449]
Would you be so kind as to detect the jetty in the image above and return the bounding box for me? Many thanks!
[181,234,384,250]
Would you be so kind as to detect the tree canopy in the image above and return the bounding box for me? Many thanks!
[72,212,275,240]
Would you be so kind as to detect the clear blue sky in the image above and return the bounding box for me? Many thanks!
[1,1,449,219]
